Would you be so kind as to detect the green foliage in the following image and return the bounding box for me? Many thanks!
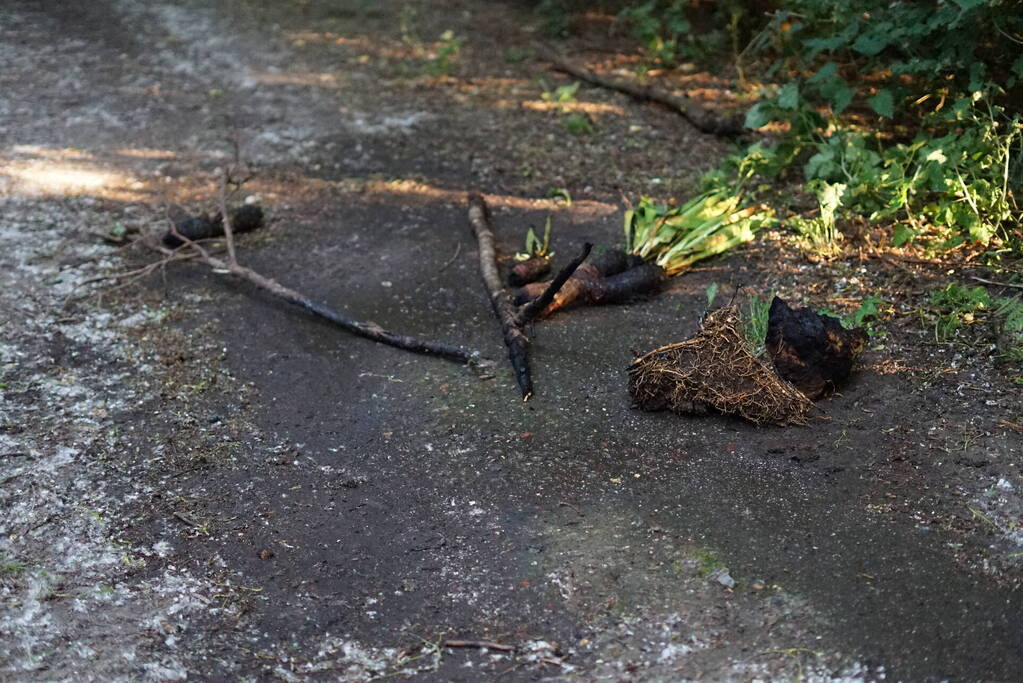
[540,81,596,135]
[0,554,26,577]
[619,1,691,65]
[624,192,774,275]
[546,187,573,205]
[425,30,461,76]
[537,0,572,37]
[618,0,737,66]
[928,283,1023,354]
[787,180,843,254]
[562,112,595,135]
[541,81,581,107]
[846,295,884,330]
[516,217,554,261]
[743,293,772,355]
[704,282,719,307]
[733,0,1023,250]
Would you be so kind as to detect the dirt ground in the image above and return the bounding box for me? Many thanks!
[2,1,1021,681]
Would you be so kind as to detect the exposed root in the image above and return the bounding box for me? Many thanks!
[628,304,814,426]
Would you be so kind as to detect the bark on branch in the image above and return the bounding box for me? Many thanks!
[467,193,590,400]
[536,46,744,138]
[152,215,478,364]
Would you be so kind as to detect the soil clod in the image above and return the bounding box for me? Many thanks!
[766,297,868,400]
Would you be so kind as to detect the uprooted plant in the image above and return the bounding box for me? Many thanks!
[511,189,773,319]
[629,302,815,426]
[508,216,554,286]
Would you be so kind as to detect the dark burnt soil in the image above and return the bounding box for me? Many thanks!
[2,1,1021,681]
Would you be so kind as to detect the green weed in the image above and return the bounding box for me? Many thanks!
[562,113,594,136]
[0,554,26,576]
[743,293,772,356]
[928,283,1023,355]
[425,30,461,76]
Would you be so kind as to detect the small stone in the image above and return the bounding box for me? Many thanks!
[709,567,736,589]
[751,580,766,591]
[258,548,274,560]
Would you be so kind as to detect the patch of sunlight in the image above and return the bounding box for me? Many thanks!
[285,31,413,59]
[115,148,178,160]
[0,159,146,201]
[11,145,94,161]
[361,178,616,216]
[520,100,625,116]
[249,71,342,89]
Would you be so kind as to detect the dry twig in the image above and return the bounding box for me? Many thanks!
[138,170,480,364]
[467,193,591,399]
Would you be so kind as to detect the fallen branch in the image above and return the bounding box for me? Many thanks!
[971,275,1023,290]
[536,46,744,137]
[150,236,477,364]
[467,193,590,399]
[142,171,480,365]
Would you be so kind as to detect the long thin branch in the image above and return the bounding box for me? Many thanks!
[151,223,478,364]
[468,193,533,399]
[971,275,1023,290]
[467,193,590,400]
[535,46,744,137]
[217,169,238,267]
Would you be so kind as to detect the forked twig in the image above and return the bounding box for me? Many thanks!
[467,192,590,399]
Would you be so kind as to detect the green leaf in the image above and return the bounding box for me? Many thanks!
[893,224,915,246]
[777,82,799,110]
[816,74,853,114]
[952,0,985,10]
[804,147,838,181]
[1012,55,1023,79]
[705,282,719,307]
[868,89,894,118]
[808,62,839,85]
[744,101,773,129]
[968,217,995,244]
[818,182,845,225]
[852,31,888,57]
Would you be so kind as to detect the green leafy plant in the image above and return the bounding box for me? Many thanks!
[619,1,691,66]
[731,0,1023,252]
[928,283,1023,355]
[546,187,573,206]
[541,81,581,109]
[540,81,595,135]
[743,293,772,356]
[425,30,462,76]
[787,181,844,254]
[624,191,774,275]
[562,112,595,135]
[515,217,554,262]
[0,554,26,577]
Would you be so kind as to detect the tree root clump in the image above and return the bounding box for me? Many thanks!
[628,304,814,426]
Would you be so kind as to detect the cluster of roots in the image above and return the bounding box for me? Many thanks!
[628,304,814,426]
